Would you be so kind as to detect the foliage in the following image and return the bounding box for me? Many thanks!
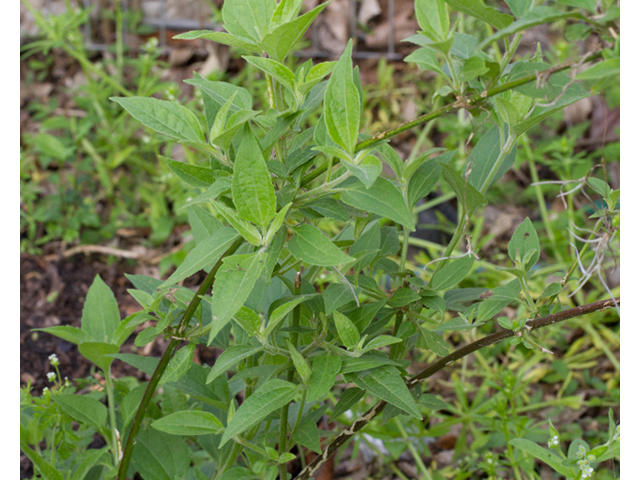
[22,0,620,479]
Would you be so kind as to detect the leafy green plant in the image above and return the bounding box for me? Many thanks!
[22,0,620,479]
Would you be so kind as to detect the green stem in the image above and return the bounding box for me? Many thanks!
[114,0,124,80]
[104,369,120,466]
[479,135,517,195]
[393,418,433,480]
[428,210,466,279]
[213,442,244,480]
[117,238,243,480]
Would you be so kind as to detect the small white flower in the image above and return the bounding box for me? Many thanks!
[547,436,559,447]
[64,377,70,387]
[581,466,594,478]
[47,372,56,382]
[49,353,59,366]
[142,135,150,144]
[42,387,49,394]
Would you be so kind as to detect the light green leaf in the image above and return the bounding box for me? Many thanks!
[264,202,291,246]
[323,283,361,315]
[212,200,263,246]
[440,162,487,214]
[185,76,252,118]
[342,155,382,189]
[174,31,260,52]
[111,353,159,376]
[341,177,415,231]
[81,275,120,344]
[207,345,263,384]
[262,3,328,62]
[431,255,475,291]
[407,159,441,206]
[160,156,213,188]
[405,47,444,74]
[270,0,304,28]
[291,417,322,453]
[307,353,342,402]
[232,126,277,229]
[131,427,191,480]
[417,327,450,356]
[233,306,262,336]
[160,228,240,288]
[287,340,311,381]
[52,394,107,430]
[244,56,297,93]
[333,311,360,348]
[19,441,64,480]
[264,295,315,337]
[70,448,109,480]
[221,0,276,42]
[505,0,531,18]
[185,205,223,243]
[209,252,267,344]
[160,343,196,385]
[352,366,421,418]
[415,0,450,41]
[331,387,365,420]
[324,39,360,155]
[444,0,514,30]
[288,224,354,266]
[340,355,402,374]
[220,379,299,446]
[578,58,620,80]
[467,126,516,191]
[78,342,120,373]
[33,326,93,346]
[390,288,422,307]
[508,217,539,270]
[459,55,489,82]
[111,96,204,143]
[152,410,224,436]
[509,438,575,476]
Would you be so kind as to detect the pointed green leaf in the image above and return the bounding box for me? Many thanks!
[220,379,299,446]
[340,355,403,374]
[213,200,263,246]
[407,159,441,206]
[78,342,120,372]
[131,427,191,480]
[331,387,365,420]
[81,275,120,344]
[287,340,311,382]
[209,252,267,344]
[52,394,107,430]
[160,228,240,288]
[288,224,354,266]
[186,205,223,243]
[352,366,421,418]
[431,255,475,291]
[160,343,196,385]
[244,56,297,93]
[161,156,213,188]
[444,0,514,30]
[341,177,415,231]
[221,0,276,42]
[361,335,403,352]
[342,155,382,189]
[207,345,263,384]
[232,126,277,229]
[33,326,93,346]
[440,162,487,214]
[467,127,516,191]
[508,217,540,270]
[323,283,361,315]
[415,0,450,41]
[291,417,322,453]
[417,327,450,356]
[19,441,64,480]
[333,311,360,348]
[111,96,204,143]
[264,295,315,337]
[509,439,574,477]
[152,410,224,436]
[324,40,360,155]
[70,448,109,480]
[307,353,342,402]
[174,31,260,52]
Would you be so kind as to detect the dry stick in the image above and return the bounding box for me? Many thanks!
[117,237,244,480]
[294,297,620,480]
[299,50,605,188]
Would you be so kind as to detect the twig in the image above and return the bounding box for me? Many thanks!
[293,298,620,480]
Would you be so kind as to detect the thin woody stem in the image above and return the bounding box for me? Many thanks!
[117,238,244,480]
[293,297,620,480]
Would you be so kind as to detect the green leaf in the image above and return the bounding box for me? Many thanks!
[209,252,267,344]
[152,410,224,436]
[174,31,260,52]
[505,0,531,18]
[233,306,262,336]
[323,283,361,315]
[459,56,489,82]
[291,417,322,453]
[221,0,276,42]
[508,218,539,270]
[160,343,196,385]
[415,0,450,41]
[333,311,360,348]
[417,327,450,356]
[377,143,405,180]
[467,127,517,191]
[341,177,415,231]
[111,96,204,143]
[78,342,120,372]
[81,275,120,344]
[207,345,263,384]
[185,76,252,119]
[160,156,213,188]
[270,0,304,28]
[362,335,403,352]
[265,295,315,337]
[232,126,277,230]
[418,394,451,411]
[131,427,191,480]
[19,441,64,480]
[288,224,354,266]
[352,366,421,418]
[324,39,360,155]
[389,288,422,307]
[287,340,311,381]
[407,159,441,206]
[244,56,297,94]
[111,353,159,376]
[213,200,262,246]
[185,204,223,242]
[480,7,578,48]
[52,394,107,430]
[70,448,109,480]
[430,255,475,291]
[264,203,291,246]
[342,155,382,189]
[304,197,349,222]
[34,326,93,345]
[577,58,620,80]
[262,3,328,62]
[331,388,365,421]
[444,0,513,29]
[440,162,487,214]
[450,32,478,59]
[307,353,342,402]
[540,282,562,299]
[160,228,240,288]
[220,379,299,446]
[340,355,403,374]
[509,438,574,477]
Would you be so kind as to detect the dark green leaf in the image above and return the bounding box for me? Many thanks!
[352,366,421,418]
[467,126,517,191]
[430,255,475,291]
[508,217,539,270]
[161,156,213,188]
[444,0,513,29]
[307,353,342,402]
[288,224,354,266]
[78,342,120,372]
[52,394,107,430]
[81,275,120,344]
[407,159,441,206]
[152,410,224,436]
